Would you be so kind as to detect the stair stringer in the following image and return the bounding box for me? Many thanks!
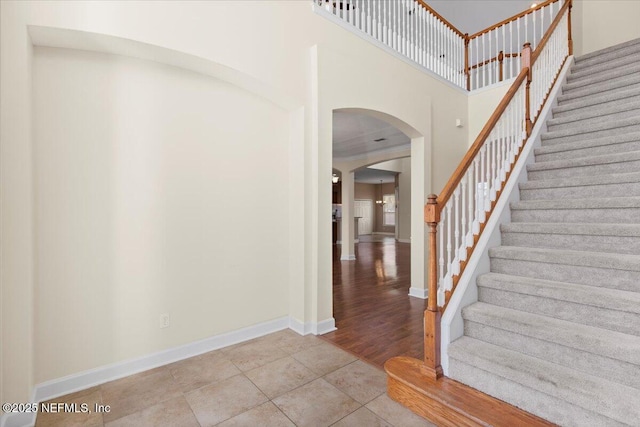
[440,57,575,375]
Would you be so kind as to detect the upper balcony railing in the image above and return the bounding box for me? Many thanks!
[313,0,563,91]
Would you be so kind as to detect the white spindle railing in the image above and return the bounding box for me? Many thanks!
[468,0,561,90]
[314,0,467,89]
[435,74,527,305]
[530,8,569,123]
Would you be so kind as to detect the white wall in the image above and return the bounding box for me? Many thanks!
[467,80,513,146]
[573,0,640,56]
[32,47,291,383]
[397,158,412,242]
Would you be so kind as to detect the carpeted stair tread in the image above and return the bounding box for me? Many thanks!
[546,98,640,129]
[555,84,640,115]
[477,273,640,316]
[557,74,640,103]
[535,131,640,156]
[448,337,640,425]
[527,150,640,179]
[461,303,640,366]
[511,196,640,209]
[568,54,640,82]
[541,116,640,141]
[573,37,640,67]
[520,172,640,190]
[562,61,640,92]
[501,222,640,237]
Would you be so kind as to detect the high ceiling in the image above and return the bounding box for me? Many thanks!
[428,1,536,35]
[332,112,410,161]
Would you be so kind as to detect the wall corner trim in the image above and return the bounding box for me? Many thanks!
[408,287,428,299]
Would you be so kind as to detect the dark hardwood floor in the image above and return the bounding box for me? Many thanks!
[322,235,427,368]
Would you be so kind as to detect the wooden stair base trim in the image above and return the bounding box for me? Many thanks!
[384,357,557,427]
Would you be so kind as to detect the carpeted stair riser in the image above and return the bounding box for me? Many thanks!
[572,38,640,71]
[535,137,640,162]
[548,97,640,127]
[540,119,640,146]
[546,105,640,132]
[447,359,625,427]
[527,158,640,181]
[568,54,640,82]
[520,180,640,200]
[557,77,640,104]
[448,338,637,427]
[477,273,640,337]
[556,84,640,115]
[511,205,640,224]
[553,90,640,119]
[490,256,640,293]
[562,62,640,93]
[464,321,640,390]
[500,224,640,255]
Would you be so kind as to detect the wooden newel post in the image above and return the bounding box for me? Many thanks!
[464,34,470,91]
[567,0,574,55]
[423,194,443,379]
[498,50,504,82]
[522,42,533,136]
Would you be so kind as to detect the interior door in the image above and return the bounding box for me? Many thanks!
[354,199,373,235]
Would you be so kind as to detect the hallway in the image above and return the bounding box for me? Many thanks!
[323,236,427,367]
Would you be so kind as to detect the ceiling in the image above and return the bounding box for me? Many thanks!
[428,1,536,35]
[353,168,397,184]
[333,112,410,161]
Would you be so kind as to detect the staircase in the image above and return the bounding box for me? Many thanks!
[447,38,640,426]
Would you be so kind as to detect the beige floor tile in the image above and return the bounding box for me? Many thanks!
[258,329,324,354]
[331,407,392,427]
[217,402,295,427]
[324,360,387,404]
[169,350,240,392]
[291,342,357,375]
[185,374,268,426]
[225,338,289,371]
[104,397,198,427]
[100,368,181,423]
[35,390,104,427]
[366,394,437,427]
[245,356,319,399]
[272,378,361,427]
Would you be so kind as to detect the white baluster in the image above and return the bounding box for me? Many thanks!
[453,189,460,275]
[467,164,475,246]
[472,157,480,234]
[445,203,453,290]
[438,220,444,296]
[483,143,491,214]
[460,178,467,262]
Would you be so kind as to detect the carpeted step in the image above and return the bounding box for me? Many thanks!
[540,117,640,146]
[500,222,640,255]
[510,197,640,223]
[573,37,640,70]
[527,151,640,180]
[448,337,636,427]
[462,302,640,388]
[477,274,640,338]
[489,246,640,292]
[519,172,640,200]
[562,61,640,93]
[568,53,640,83]
[535,132,640,162]
[557,74,640,104]
[554,84,640,117]
[546,98,640,132]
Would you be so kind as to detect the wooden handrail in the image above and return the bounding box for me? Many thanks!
[415,0,466,38]
[469,0,559,39]
[435,67,529,210]
[532,0,572,64]
[469,52,520,71]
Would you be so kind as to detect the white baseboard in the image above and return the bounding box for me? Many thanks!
[0,314,340,427]
[397,238,411,243]
[408,287,428,299]
[340,254,356,261]
[372,232,394,236]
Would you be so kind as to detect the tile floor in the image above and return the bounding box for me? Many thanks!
[35,330,436,427]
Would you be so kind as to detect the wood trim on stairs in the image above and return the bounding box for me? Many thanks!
[385,357,558,427]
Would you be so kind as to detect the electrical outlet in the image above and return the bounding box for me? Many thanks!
[160,313,170,329]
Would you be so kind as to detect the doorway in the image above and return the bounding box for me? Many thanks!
[354,199,373,235]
